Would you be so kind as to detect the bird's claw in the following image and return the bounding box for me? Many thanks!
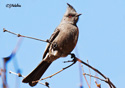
[70,53,76,59]
[63,53,77,63]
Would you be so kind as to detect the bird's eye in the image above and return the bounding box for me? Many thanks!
[68,14,72,18]
[68,14,75,18]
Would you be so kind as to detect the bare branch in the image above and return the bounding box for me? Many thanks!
[33,57,77,83]
[83,73,105,82]
[76,57,116,88]
[9,55,77,87]
[9,71,50,88]
[4,28,116,88]
[9,71,25,78]
[3,28,50,43]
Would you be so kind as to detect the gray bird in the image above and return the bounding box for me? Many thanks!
[22,3,81,86]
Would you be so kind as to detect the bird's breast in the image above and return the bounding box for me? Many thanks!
[54,24,79,57]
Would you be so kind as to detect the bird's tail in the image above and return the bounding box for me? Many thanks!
[22,61,51,86]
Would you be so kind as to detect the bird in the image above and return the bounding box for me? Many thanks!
[22,3,81,87]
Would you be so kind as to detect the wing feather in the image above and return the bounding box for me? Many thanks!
[42,29,60,59]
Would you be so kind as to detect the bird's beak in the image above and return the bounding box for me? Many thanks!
[76,13,82,17]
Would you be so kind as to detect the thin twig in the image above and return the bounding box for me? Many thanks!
[33,58,77,83]
[9,71,50,88]
[81,65,90,88]
[83,73,105,82]
[9,71,25,78]
[3,28,50,43]
[76,58,116,88]
[87,60,91,88]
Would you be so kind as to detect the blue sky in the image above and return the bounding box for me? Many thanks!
[0,0,125,88]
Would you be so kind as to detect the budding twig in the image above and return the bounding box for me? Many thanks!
[3,28,50,43]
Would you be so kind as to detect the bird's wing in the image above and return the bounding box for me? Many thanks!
[42,28,60,59]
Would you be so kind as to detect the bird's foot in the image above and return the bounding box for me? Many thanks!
[64,53,77,63]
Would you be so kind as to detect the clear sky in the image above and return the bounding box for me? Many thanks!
[0,0,125,88]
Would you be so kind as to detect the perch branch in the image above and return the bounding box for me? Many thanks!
[3,28,50,43]
[33,57,77,83]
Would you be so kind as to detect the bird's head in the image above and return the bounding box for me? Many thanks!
[61,3,81,25]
